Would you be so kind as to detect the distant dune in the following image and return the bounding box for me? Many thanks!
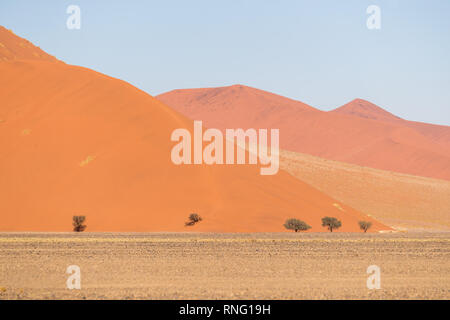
[332,98,450,156]
[331,98,403,122]
[157,85,450,181]
[0,27,389,232]
[280,150,450,232]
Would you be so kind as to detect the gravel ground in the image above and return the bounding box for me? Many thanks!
[0,232,448,299]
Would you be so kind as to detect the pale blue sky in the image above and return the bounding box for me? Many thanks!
[1,0,449,125]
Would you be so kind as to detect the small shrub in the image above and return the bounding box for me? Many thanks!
[284,218,311,232]
[359,221,372,233]
[73,216,87,232]
[185,213,202,226]
[321,216,342,232]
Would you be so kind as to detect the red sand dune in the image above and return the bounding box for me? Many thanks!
[332,98,402,122]
[333,98,450,153]
[0,26,58,62]
[0,29,389,232]
[157,85,450,180]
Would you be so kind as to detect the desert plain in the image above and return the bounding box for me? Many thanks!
[0,232,448,300]
[1,25,450,301]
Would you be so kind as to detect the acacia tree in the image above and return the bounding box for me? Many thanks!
[72,216,87,232]
[358,221,372,233]
[185,213,202,226]
[284,218,311,232]
[321,216,341,232]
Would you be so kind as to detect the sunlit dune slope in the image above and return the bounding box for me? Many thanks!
[0,26,59,62]
[0,60,390,232]
[280,150,450,231]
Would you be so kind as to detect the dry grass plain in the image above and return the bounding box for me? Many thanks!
[0,232,448,300]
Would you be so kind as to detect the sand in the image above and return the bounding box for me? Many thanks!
[331,98,403,122]
[0,58,387,233]
[280,150,450,232]
[157,85,450,180]
[0,26,58,62]
[0,26,448,301]
[0,232,448,299]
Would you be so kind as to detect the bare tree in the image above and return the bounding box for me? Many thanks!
[73,216,87,232]
[185,213,202,226]
[359,221,372,233]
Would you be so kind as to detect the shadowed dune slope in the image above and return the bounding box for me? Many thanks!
[157,86,450,180]
[0,60,390,232]
[280,150,450,232]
